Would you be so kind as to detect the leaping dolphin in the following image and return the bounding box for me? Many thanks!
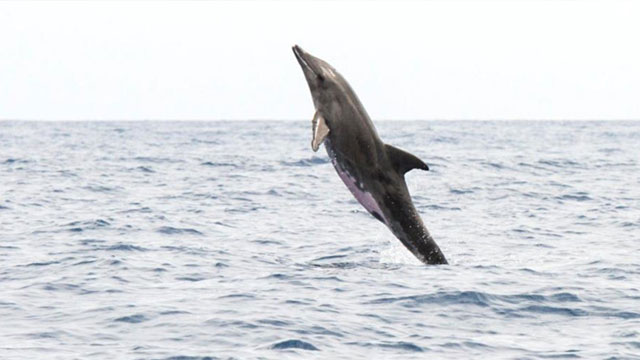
[293,45,447,265]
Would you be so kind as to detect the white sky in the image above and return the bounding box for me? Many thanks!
[1,0,639,120]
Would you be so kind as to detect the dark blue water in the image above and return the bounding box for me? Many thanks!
[1,121,639,359]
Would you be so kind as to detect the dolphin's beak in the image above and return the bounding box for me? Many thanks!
[292,44,304,61]
[292,45,313,74]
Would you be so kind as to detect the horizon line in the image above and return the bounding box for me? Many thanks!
[2,118,640,122]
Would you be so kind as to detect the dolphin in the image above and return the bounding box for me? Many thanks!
[292,45,448,265]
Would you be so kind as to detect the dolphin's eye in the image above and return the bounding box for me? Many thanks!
[317,74,325,82]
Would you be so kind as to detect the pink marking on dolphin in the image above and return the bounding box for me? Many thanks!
[332,157,386,224]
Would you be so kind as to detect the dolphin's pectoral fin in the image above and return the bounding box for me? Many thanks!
[385,144,429,175]
[311,111,330,152]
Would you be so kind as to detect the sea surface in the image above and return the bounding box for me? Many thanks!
[1,120,639,359]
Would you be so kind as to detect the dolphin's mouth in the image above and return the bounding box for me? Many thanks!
[292,45,314,74]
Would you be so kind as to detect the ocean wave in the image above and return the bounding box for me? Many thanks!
[3,121,640,359]
[201,161,238,167]
[281,157,330,167]
[114,314,148,323]
[271,339,319,351]
[156,226,203,235]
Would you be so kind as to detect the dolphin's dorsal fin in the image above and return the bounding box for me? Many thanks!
[311,111,330,152]
[385,144,429,175]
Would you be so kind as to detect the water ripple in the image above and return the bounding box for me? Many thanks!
[271,339,319,351]
[114,314,149,323]
[156,226,203,235]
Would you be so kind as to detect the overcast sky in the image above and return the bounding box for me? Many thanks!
[1,1,639,120]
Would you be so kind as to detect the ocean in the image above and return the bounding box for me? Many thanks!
[1,120,639,359]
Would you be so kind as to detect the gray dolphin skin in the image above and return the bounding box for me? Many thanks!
[292,45,448,265]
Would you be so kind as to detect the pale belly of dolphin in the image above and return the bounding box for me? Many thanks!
[326,144,387,225]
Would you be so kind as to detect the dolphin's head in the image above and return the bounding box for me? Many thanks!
[292,45,348,111]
